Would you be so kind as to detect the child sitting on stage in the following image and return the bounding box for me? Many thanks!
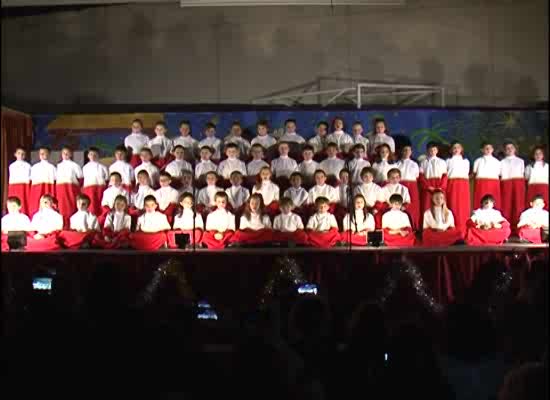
[100,172,130,225]
[273,197,308,245]
[135,147,160,189]
[55,146,83,228]
[8,146,31,216]
[124,118,149,168]
[197,171,224,213]
[246,144,270,183]
[422,190,463,247]
[217,143,247,185]
[202,191,236,249]
[164,145,193,185]
[94,195,132,249]
[155,171,179,225]
[252,166,280,217]
[307,169,339,212]
[225,170,250,214]
[82,147,109,217]
[382,194,416,247]
[27,194,64,251]
[195,146,218,184]
[109,145,135,193]
[130,195,171,250]
[340,194,375,246]
[59,194,100,249]
[319,142,345,184]
[465,194,511,245]
[1,196,31,252]
[516,195,549,244]
[418,142,448,214]
[230,193,273,246]
[283,172,308,212]
[167,192,204,248]
[306,196,340,248]
[297,145,320,187]
[148,121,173,168]
[354,167,385,226]
[380,168,411,228]
[29,146,57,217]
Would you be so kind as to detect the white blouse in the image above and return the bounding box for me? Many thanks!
[173,208,204,231]
[154,186,179,210]
[382,209,411,229]
[354,182,384,208]
[134,162,160,188]
[419,156,447,179]
[31,208,64,234]
[194,160,218,180]
[319,157,345,179]
[9,160,31,184]
[109,160,135,186]
[273,212,304,232]
[348,158,371,185]
[164,159,193,179]
[136,211,171,233]
[500,155,525,180]
[148,136,173,159]
[325,131,354,152]
[351,134,369,149]
[271,156,298,178]
[1,212,31,233]
[252,181,280,205]
[306,212,338,231]
[30,160,56,185]
[396,159,419,182]
[205,208,236,232]
[173,135,198,151]
[525,161,549,185]
[372,160,394,183]
[298,160,320,178]
[198,137,222,160]
[246,160,270,177]
[197,185,224,207]
[124,132,149,154]
[517,208,549,228]
[381,183,411,205]
[251,135,277,149]
[470,208,506,225]
[473,155,501,179]
[225,185,250,210]
[278,132,306,144]
[217,157,247,180]
[70,210,99,232]
[368,133,395,155]
[131,185,156,210]
[82,161,109,187]
[101,186,130,208]
[446,156,470,179]
[342,210,375,233]
[103,212,131,232]
[56,159,83,185]
[423,208,455,230]
[307,184,339,204]
[307,135,325,154]
[239,213,272,230]
[284,187,309,208]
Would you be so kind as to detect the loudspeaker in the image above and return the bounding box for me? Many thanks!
[7,231,27,250]
[367,230,383,247]
[175,233,190,248]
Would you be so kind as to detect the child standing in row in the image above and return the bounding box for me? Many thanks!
[396,145,420,230]
[8,147,31,216]
[55,146,83,228]
[525,145,548,208]
[473,143,501,209]
[418,142,447,215]
[500,142,525,231]
[29,146,57,217]
[445,141,470,232]
[465,194,510,245]
[273,197,308,245]
[306,196,341,248]
[148,121,173,168]
[82,147,109,217]
[109,145,134,193]
[124,119,149,168]
[202,192,236,249]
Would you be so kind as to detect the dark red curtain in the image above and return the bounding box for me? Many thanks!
[1,107,33,211]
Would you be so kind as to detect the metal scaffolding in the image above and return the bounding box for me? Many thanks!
[251,76,446,108]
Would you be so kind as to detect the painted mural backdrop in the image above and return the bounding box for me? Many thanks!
[32,109,548,162]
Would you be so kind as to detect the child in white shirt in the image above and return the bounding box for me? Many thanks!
[59,194,100,249]
[109,145,135,192]
[134,147,160,189]
[202,192,236,249]
[101,172,130,225]
[340,194,375,246]
[319,143,345,184]
[131,195,171,250]
[55,146,83,227]
[368,118,395,158]
[155,172,179,225]
[381,168,411,208]
[124,118,149,168]
[168,192,204,247]
[348,144,371,185]
[96,195,132,249]
[26,194,63,251]
[197,171,224,211]
[81,147,109,217]
[500,141,526,229]
[178,170,194,196]
[164,145,193,183]
[172,120,199,160]
[284,172,309,210]
[381,194,416,247]
[217,143,247,181]
[308,121,329,157]
[271,142,298,180]
[278,119,305,144]
[8,146,31,216]
[325,117,353,154]
[1,196,31,251]
[372,143,395,185]
[350,121,369,152]
[297,145,319,187]
[29,146,57,217]
[250,120,276,150]
[307,169,339,206]
[306,196,340,248]
[131,170,156,211]
[198,122,222,161]
[230,193,273,246]
[272,197,308,245]
[525,145,549,209]
[252,166,280,216]
[422,190,463,247]
[246,144,270,184]
[224,121,251,159]
[225,171,250,213]
[465,194,511,245]
[148,121,173,168]
[517,195,549,244]
[472,142,502,209]
[353,167,384,218]
[195,146,218,183]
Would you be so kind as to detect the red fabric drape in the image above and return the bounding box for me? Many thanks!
[1,107,33,212]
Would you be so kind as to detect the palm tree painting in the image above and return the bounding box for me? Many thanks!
[409,121,450,153]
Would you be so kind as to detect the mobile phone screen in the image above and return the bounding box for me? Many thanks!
[32,277,52,291]
[197,309,218,320]
[297,283,318,295]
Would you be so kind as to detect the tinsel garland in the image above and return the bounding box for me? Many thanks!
[136,258,195,307]
[259,256,306,307]
[376,259,444,313]
[487,269,514,316]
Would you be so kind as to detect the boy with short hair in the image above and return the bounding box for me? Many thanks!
[278,119,305,144]
[307,170,339,206]
[155,171,179,225]
[418,142,448,214]
[284,172,309,210]
[82,147,109,217]
[306,196,340,248]
[179,170,194,195]
[1,196,31,252]
[8,146,31,216]
[246,144,270,179]
[465,194,511,245]
[197,171,224,211]
[272,197,308,245]
[217,143,247,182]
[319,143,345,183]
[202,191,236,249]
[195,146,218,182]
[251,120,276,150]
[29,146,57,217]
[225,171,250,213]
[173,120,198,159]
[350,121,369,150]
[198,122,222,161]
[58,194,100,249]
[271,142,298,180]
[100,172,130,225]
[348,144,370,185]
[26,194,63,251]
[148,120,173,168]
[131,170,156,212]
[134,147,160,188]
[130,195,171,250]
[500,141,526,231]
[164,145,193,184]
[381,194,416,246]
[297,145,319,187]
[109,145,135,192]
[308,121,329,157]
[517,195,549,244]
[124,118,150,168]
[224,121,251,158]
[473,142,502,209]
[325,117,353,154]
[55,145,83,228]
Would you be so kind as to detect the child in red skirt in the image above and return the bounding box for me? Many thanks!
[202,191,236,249]
[124,118,150,168]
[340,194,375,246]
[130,195,171,250]
[167,192,204,248]
[306,196,341,248]
[217,143,247,188]
[1,196,31,252]
[422,190,463,247]
[164,145,193,187]
[148,120,173,169]
[500,141,526,231]
[473,143,502,209]
[225,171,250,215]
[465,194,511,245]
[252,166,280,217]
[396,145,420,230]
[134,147,160,189]
[230,193,273,246]
[272,197,308,245]
[27,194,63,251]
[354,167,385,228]
[418,142,448,215]
[517,195,549,244]
[307,169,339,212]
[155,171,179,225]
[94,195,132,249]
[283,172,308,214]
[525,145,548,209]
[100,172,130,225]
[58,194,100,249]
[29,146,57,217]
[8,147,31,216]
[197,171,224,214]
[55,146,83,228]
[382,194,416,247]
[445,141,471,233]
[82,147,109,217]
[109,145,135,193]
[380,168,411,227]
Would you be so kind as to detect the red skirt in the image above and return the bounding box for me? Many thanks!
[81,185,106,217]
[166,229,203,248]
[340,231,368,246]
[500,178,525,229]
[56,183,81,228]
[25,232,61,252]
[526,183,548,209]
[230,229,273,245]
[307,228,341,248]
[464,220,511,245]
[1,234,9,252]
[58,230,95,249]
[372,201,388,229]
[8,183,30,216]
[422,228,463,247]
[129,231,168,250]
[265,201,280,219]
[474,179,501,210]
[129,154,141,169]
[383,227,416,247]
[29,182,56,217]
[202,231,234,249]
[446,178,471,233]
[272,230,309,245]
[159,203,177,226]
[420,177,445,214]
[518,226,543,244]
[401,180,420,230]
[92,229,131,249]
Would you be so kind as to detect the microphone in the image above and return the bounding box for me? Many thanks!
[343,156,354,252]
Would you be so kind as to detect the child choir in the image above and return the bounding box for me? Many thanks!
[2,118,548,252]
